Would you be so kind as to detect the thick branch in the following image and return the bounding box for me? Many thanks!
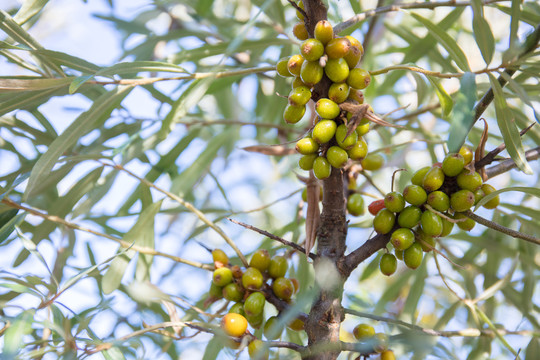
[485,146,540,179]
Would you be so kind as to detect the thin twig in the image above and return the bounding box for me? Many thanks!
[369,63,506,79]
[485,146,540,179]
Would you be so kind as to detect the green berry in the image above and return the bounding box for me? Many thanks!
[480,184,499,209]
[250,249,271,272]
[373,209,395,234]
[391,228,415,250]
[299,153,318,170]
[411,166,431,186]
[395,249,404,260]
[325,37,351,59]
[272,277,294,300]
[325,57,349,83]
[361,153,384,170]
[422,166,445,192]
[292,76,308,88]
[283,104,306,124]
[287,54,304,77]
[244,291,266,317]
[347,193,365,216]
[263,316,282,340]
[246,312,264,328]
[355,117,369,136]
[288,86,311,106]
[229,302,245,316]
[295,137,319,155]
[353,324,375,340]
[384,191,405,213]
[347,68,371,89]
[248,339,269,360]
[442,153,465,177]
[327,146,349,168]
[417,230,436,252]
[348,89,364,104]
[300,38,324,61]
[315,98,340,119]
[440,216,454,237]
[212,249,229,265]
[397,205,422,228]
[380,253,397,276]
[312,119,337,144]
[295,1,304,20]
[209,282,223,299]
[427,191,450,212]
[335,123,358,150]
[268,256,288,279]
[276,57,293,77]
[474,188,486,204]
[404,243,423,269]
[347,138,368,160]
[314,20,333,45]
[328,82,349,104]
[213,267,233,287]
[313,156,331,179]
[450,189,475,212]
[344,44,362,68]
[300,60,324,86]
[403,185,427,206]
[420,210,443,236]
[459,145,474,165]
[454,212,476,231]
[456,170,483,191]
[242,267,264,290]
[292,22,308,40]
[223,282,245,302]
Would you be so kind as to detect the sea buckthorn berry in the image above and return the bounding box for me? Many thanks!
[397,205,422,228]
[292,22,308,40]
[380,253,398,276]
[250,249,271,272]
[355,118,370,136]
[459,145,474,165]
[313,156,332,179]
[283,104,306,124]
[403,185,427,206]
[229,302,245,316]
[288,318,305,331]
[292,76,308,88]
[264,316,281,340]
[373,333,389,353]
[395,249,404,260]
[327,146,349,168]
[457,170,483,191]
[440,217,454,237]
[381,349,396,360]
[248,339,269,360]
[242,267,264,290]
[213,267,233,287]
[313,119,337,144]
[315,98,341,119]
[347,138,368,160]
[411,166,431,186]
[314,20,333,45]
[454,212,476,231]
[480,184,500,209]
[450,189,475,212]
[231,265,243,278]
[347,68,371,89]
[335,124,358,150]
[246,312,264,329]
[442,153,465,177]
[384,191,405,213]
[268,256,288,279]
[345,35,363,54]
[209,282,223,299]
[404,242,423,269]
[212,249,229,266]
[421,210,443,237]
[288,86,311,106]
[422,166,445,192]
[373,209,396,234]
[295,0,305,20]
[344,45,362,68]
[348,89,364,104]
[325,58,350,83]
[244,291,266,317]
[361,153,384,170]
[287,54,304,76]
[347,193,365,216]
[295,137,319,155]
[300,60,324,86]
[328,82,350,103]
[276,57,293,77]
[223,283,245,302]
[368,199,386,215]
[325,37,351,59]
[417,230,436,252]
[427,191,450,212]
[353,324,375,340]
[301,38,325,61]
[474,188,486,204]
[221,313,248,337]
[272,277,294,300]
[299,153,318,171]
[391,228,415,250]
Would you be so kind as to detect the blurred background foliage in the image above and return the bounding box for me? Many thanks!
[0,0,539,359]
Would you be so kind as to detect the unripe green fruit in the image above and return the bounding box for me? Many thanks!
[404,242,423,269]
[223,282,245,302]
[299,153,318,170]
[287,318,305,331]
[301,38,325,61]
[300,60,324,86]
[246,312,264,328]
[229,302,245,316]
[327,146,348,168]
[283,104,306,124]
[348,89,364,104]
[276,57,293,77]
[457,170,483,191]
[209,282,223,299]
[355,117,369,136]
[454,212,476,231]
[440,217,454,237]
[325,37,351,59]
[292,22,308,40]
[450,189,475,212]
[314,20,333,45]
[474,188,486,204]
[248,339,269,360]
[344,45,362,68]
[244,291,266,317]
[313,156,331,179]
[384,191,405,213]
[263,316,282,340]
[397,205,422,228]
[212,249,229,265]
[391,228,415,250]
[373,209,395,234]
[295,0,305,20]
[480,184,499,209]
[380,253,398,276]
[395,249,404,260]
[353,324,375,339]
[403,185,427,206]
[373,333,389,353]
[315,98,340,119]
[442,153,465,177]
[312,119,337,144]
[287,54,304,76]
[347,68,371,89]
[459,145,474,165]
[295,137,319,155]
[328,82,349,103]
[213,267,233,287]
[292,76,308,88]
[417,230,436,252]
[250,249,271,272]
[411,166,431,186]
[242,267,264,290]
[221,313,248,337]
[288,86,311,106]
[268,256,288,279]
[335,124,358,149]
[361,153,384,170]
[272,277,294,300]
[427,191,450,212]
[347,138,368,160]
[347,193,365,216]
[421,210,443,236]
[422,166,445,192]
[325,58,349,83]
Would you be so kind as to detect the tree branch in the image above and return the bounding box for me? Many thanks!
[343,232,391,276]
[485,146,540,179]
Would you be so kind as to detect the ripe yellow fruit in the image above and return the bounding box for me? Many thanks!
[221,313,248,337]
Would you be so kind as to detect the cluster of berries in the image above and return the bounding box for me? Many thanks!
[352,323,395,359]
[369,146,500,276]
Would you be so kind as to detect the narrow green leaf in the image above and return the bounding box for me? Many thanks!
[96,61,188,77]
[69,75,94,94]
[23,86,133,201]
[488,73,533,174]
[474,259,517,303]
[0,213,26,244]
[471,0,495,65]
[403,260,427,323]
[103,347,127,360]
[410,13,471,72]
[2,310,35,357]
[0,87,67,117]
[509,0,521,54]
[447,72,477,152]
[31,49,101,73]
[16,227,57,290]
[427,77,453,118]
[475,306,518,356]
[0,77,73,92]
[13,0,49,25]
[475,187,540,210]
[525,338,540,360]
[202,337,225,360]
